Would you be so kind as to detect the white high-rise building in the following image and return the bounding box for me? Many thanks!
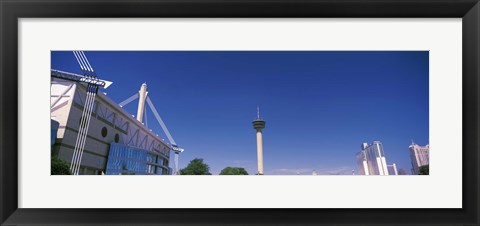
[409,142,430,175]
[387,163,398,175]
[355,150,370,175]
[356,141,389,175]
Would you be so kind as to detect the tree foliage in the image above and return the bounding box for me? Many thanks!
[51,157,71,175]
[180,158,212,175]
[418,165,429,175]
[219,167,249,175]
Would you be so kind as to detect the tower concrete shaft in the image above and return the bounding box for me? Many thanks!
[256,129,264,175]
[253,115,266,175]
[136,83,148,123]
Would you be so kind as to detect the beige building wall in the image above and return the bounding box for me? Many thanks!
[51,78,171,175]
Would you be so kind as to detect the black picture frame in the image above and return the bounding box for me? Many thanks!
[1,0,479,225]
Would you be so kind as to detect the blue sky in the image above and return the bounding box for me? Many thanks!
[51,51,429,175]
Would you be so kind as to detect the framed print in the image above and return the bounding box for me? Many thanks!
[1,0,479,225]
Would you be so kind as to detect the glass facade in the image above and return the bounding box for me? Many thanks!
[106,143,170,175]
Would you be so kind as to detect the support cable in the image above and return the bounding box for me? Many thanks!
[72,91,94,174]
[119,93,139,107]
[80,51,95,72]
[73,51,86,71]
[74,90,97,174]
[76,51,92,72]
[71,91,92,171]
[70,51,99,175]
[71,90,94,173]
[146,96,176,145]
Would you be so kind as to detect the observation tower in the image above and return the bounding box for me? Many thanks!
[252,106,266,175]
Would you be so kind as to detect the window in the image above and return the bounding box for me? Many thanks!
[101,127,108,137]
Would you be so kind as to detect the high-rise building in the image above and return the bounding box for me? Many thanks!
[355,149,370,175]
[356,141,390,175]
[387,163,398,175]
[409,142,430,175]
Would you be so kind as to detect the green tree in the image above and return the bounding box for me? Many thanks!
[219,167,249,175]
[51,157,71,175]
[418,165,429,175]
[180,158,212,175]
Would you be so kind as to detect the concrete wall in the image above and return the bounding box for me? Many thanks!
[51,78,171,175]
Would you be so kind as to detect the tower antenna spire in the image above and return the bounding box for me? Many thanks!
[257,106,260,119]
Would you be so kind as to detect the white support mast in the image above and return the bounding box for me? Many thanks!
[136,83,148,123]
[119,84,184,175]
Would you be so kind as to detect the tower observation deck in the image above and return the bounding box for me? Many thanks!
[252,119,266,130]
